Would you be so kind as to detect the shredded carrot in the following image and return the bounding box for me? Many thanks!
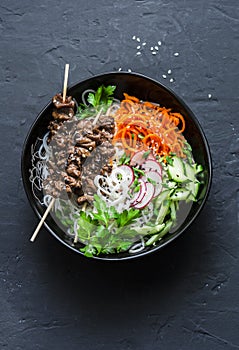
[123,93,140,103]
[112,95,187,158]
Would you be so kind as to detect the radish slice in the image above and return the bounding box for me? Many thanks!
[141,159,162,175]
[143,171,162,198]
[133,182,155,209]
[130,150,154,166]
[118,165,135,186]
[130,179,147,206]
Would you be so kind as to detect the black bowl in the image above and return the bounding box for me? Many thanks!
[21,72,212,261]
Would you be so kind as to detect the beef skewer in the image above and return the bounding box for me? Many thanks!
[30,64,116,242]
[30,64,70,242]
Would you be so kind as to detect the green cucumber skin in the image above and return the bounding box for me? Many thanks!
[168,157,188,182]
[166,156,202,201]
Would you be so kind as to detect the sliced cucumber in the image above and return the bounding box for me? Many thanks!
[167,180,177,189]
[145,220,173,246]
[196,164,204,174]
[170,188,191,201]
[135,223,165,236]
[155,201,170,224]
[186,180,200,201]
[184,162,195,181]
[145,233,162,246]
[167,156,188,182]
[154,190,170,208]
[170,201,177,221]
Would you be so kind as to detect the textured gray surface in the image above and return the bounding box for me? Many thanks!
[0,0,239,349]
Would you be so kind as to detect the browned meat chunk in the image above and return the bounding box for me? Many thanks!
[52,93,75,109]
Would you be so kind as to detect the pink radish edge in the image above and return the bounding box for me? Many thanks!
[142,170,162,198]
[130,179,147,206]
[130,150,155,166]
[141,159,162,176]
[133,182,155,209]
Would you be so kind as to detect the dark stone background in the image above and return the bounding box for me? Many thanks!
[0,1,238,349]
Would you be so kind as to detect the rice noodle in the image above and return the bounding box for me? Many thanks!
[29,135,50,204]
[129,238,145,254]
[106,102,120,116]
[43,194,53,206]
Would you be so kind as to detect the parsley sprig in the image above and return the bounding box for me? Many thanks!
[76,85,116,120]
[57,195,141,257]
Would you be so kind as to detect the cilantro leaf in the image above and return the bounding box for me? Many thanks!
[87,85,116,108]
[118,153,131,165]
[87,92,97,107]
[76,84,116,120]
[116,208,140,227]
[92,195,110,227]
[77,212,96,242]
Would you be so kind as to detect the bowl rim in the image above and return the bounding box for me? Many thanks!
[21,71,212,261]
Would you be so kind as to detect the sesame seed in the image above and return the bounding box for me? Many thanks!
[152,51,157,55]
[137,45,141,50]
[167,69,172,74]
[154,46,159,50]
[132,35,136,40]
[158,41,162,46]
[128,68,132,72]
[118,67,122,71]
[208,94,212,99]
[150,47,154,51]
[169,78,174,83]
[136,52,141,55]
[174,52,179,56]
[162,74,167,79]
[136,37,140,42]
[142,42,146,46]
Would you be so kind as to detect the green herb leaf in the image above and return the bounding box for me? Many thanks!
[118,153,131,165]
[92,194,110,226]
[147,177,157,186]
[134,184,141,192]
[116,208,140,227]
[87,92,97,107]
[142,150,151,159]
[165,156,173,165]
[80,244,97,258]
[133,167,145,176]
[76,84,116,120]
[87,85,116,108]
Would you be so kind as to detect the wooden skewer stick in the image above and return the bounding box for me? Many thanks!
[62,63,69,102]
[30,198,56,242]
[30,64,70,242]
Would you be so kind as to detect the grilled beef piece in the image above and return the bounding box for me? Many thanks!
[52,108,74,121]
[52,93,75,109]
[48,94,76,143]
